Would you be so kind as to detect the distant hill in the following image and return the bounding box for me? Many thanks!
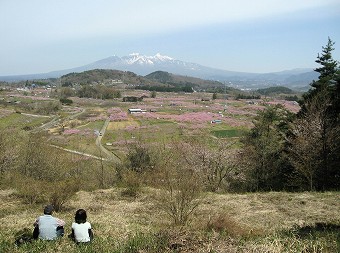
[59,69,229,92]
[256,86,294,96]
[60,69,156,85]
[145,71,223,89]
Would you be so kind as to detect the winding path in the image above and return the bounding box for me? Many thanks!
[96,118,121,163]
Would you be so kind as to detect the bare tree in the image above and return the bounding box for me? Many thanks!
[288,95,338,190]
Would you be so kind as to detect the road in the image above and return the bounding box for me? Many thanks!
[28,107,121,163]
[96,118,121,163]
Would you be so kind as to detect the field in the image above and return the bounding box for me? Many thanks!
[0,189,339,252]
[1,88,339,252]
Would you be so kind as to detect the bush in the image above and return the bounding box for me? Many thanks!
[120,170,142,198]
[45,179,80,211]
[206,213,247,237]
[14,175,47,204]
[59,98,73,105]
[156,167,202,226]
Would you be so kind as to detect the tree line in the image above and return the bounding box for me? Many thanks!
[240,38,339,191]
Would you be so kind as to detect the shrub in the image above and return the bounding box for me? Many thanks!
[45,179,80,211]
[14,175,47,204]
[120,170,142,198]
[59,98,73,105]
[206,213,247,237]
[114,232,169,253]
[156,166,202,226]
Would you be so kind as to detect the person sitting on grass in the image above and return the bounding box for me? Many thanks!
[69,209,93,243]
[33,204,65,240]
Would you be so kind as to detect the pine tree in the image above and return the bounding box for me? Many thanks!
[293,38,340,190]
[301,37,338,106]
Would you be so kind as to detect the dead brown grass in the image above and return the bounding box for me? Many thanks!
[0,188,339,252]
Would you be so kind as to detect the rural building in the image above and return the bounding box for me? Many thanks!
[211,119,222,124]
[128,108,147,114]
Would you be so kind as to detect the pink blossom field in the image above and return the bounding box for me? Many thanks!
[0,89,300,158]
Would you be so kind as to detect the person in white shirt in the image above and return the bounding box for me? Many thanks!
[70,209,93,243]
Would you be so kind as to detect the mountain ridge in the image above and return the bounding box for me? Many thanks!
[0,53,318,90]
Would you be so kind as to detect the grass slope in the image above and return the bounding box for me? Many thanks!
[0,189,339,252]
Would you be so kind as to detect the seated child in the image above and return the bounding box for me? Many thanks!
[69,209,93,243]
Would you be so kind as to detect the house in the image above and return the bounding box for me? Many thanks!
[211,119,222,124]
[128,108,147,114]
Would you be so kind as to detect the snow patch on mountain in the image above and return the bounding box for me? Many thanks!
[121,53,174,65]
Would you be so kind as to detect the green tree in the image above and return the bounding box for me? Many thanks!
[151,90,157,98]
[126,142,154,174]
[300,38,338,109]
[241,105,294,191]
[291,38,339,190]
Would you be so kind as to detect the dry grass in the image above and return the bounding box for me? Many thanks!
[0,188,339,252]
[107,118,139,131]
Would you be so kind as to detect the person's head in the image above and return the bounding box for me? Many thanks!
[75,209,87,224]
[44,204,54,215]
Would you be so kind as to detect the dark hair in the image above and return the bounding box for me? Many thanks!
[44,205,54,215]
[75,209,87,224]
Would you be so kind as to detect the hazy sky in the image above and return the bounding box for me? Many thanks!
[1,0,340,75]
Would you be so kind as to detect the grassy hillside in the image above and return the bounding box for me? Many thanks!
[145,71,223,88]
[60,69,158,86]
[257,86,294,95]
[60,69,235,92]
[0,188,339,252]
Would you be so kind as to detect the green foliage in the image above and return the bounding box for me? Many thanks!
[126,143,154,173]
[150,90,157,98]
[61,69,137,84]
[59,87,75,98]
[122,96,143,102]
[212,92,217,100]
[77,84,117,99]
[145,70,222,91]
[301,38,338,107]
[145,70,173,83]
[291,38,340,190]
[211,129,246,138]
[240,105,295,191]
[0,231,169,253]
[59,98,73,105]
[114,90,121,98]
[235,93,261,99]
[47,179,80,211]
[257,86,293,96]
[135,84,193,93]
[284,95,299,101]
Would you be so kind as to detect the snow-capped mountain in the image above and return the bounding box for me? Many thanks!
[81,52,215,76]
[0,53,318,90]
[122,53,174,65]
[78,53,317,89]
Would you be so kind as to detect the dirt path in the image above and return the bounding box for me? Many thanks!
[96,118,121,163]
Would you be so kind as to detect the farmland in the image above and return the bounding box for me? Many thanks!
[1,87,290,158]
[1,84,339,253]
